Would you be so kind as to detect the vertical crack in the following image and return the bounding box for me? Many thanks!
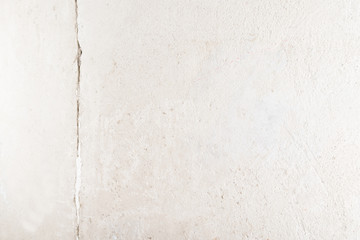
[74,0,82,239]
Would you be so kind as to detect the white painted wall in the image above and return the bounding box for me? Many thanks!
[1,0,360,239]
[0,1,78,238]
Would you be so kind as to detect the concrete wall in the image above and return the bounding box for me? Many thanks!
[1,0,360,239]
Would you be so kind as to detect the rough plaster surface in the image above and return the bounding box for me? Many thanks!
[2,0,360,239]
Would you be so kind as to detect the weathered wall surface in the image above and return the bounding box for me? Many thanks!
[78,0,360,239]
[2,0,360,239]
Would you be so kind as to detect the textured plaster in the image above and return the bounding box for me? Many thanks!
[78,0,360,239]
[2,0,360,239]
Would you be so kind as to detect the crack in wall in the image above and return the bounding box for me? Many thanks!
[74,0,82,239]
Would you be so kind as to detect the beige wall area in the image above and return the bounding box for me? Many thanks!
[1,0,360,239]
